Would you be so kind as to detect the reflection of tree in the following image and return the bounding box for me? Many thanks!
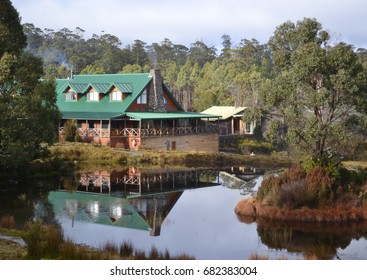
[255,219,367,259]
[60,174,80,192]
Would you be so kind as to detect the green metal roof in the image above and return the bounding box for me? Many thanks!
[89,82,112,93]
[56,73,210,121]
[67,82,89,93]
[56,73,151,116]
[115,82,133,93]
[62,111,125,120]
[48,191,151,231]
[125,111,221,120]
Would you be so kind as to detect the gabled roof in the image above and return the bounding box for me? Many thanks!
[114,82,133,93]
[56,73,218,121]
[56,73,152,117]
[66,82,89,93]
[201,106,247,120]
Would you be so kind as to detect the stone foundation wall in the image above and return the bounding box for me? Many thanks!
[140,134,219,152]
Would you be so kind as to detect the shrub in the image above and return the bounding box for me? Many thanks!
[23,221,63,259]
[277,180,317,209]
[257,165,336,209]
[257,175,283,204]
[23,221,47,259]
[62,119,78,142]
[305,167,335,207]
[239,139,273,155]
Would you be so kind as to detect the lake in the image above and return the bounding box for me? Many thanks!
[1,166,367,260]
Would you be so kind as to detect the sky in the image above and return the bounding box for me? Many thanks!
[11,0,367,50]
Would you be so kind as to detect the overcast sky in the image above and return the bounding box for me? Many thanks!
[11,0,367,50]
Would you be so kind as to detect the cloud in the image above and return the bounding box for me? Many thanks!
[11,0,367,48]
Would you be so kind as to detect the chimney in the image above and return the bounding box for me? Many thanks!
[148,68,167,113]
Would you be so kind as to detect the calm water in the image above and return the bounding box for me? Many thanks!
[2,166,367,260]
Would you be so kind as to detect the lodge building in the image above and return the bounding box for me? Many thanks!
[56,69,220,152]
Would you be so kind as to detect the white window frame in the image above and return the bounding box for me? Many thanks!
[87,90,99,101]
[137,89,147,104]
[110,90,122,101]
[66,91,77,101]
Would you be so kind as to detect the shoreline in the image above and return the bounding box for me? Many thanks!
[235,196,367,224]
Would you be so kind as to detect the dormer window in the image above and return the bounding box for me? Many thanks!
[110,90,122,101]
[87,90,99,101]
[66,90,77,101]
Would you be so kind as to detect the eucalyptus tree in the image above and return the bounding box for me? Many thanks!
[266,18,367,164]
[0,0,60,170]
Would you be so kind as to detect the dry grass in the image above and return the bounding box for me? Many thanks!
[248,253,270,260]
[0,239,26,260]
[236,197,367,223]
[248,253,290,260]
[49,142,292,169]
[99,242,195,260]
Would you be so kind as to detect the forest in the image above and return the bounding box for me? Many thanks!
[23,22,367,112]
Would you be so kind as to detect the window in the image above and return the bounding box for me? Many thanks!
[110,90,122,101]
[163,96,167,104]
[87,90,99,101]
[137,89,147,104]
[66,91,77,101]
[246,122,252,133]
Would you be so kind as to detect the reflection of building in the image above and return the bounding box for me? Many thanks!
[49,191,151,231]
[76,167,220,197]
[224,166,264,181]
[50,168,220,236]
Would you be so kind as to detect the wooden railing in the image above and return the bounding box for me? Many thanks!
[59,125,218,138]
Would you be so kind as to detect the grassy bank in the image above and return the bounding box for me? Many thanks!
[0,220,194,260]
[49,142,292,169]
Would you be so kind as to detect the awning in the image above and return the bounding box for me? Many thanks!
[62,111,125,120]
[125,111,221,120]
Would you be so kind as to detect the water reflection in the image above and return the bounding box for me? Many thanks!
[48,167,221,237]
[2,166,367,259]
[254,219,367,259]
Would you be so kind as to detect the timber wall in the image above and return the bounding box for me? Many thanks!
[140,133,219,152]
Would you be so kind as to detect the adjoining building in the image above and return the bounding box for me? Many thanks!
[56,69,220,152]
[201,106,257,135]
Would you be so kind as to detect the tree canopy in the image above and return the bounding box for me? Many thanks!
[264,18,367,163]
[0,0,60,170]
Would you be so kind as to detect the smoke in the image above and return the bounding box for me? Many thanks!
[27,46,72,70]
[146,45,158,68]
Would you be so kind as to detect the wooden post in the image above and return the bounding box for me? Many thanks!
[231,117,234,135]
[139,120,141,137]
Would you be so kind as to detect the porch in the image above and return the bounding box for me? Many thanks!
[58,124,218,138]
